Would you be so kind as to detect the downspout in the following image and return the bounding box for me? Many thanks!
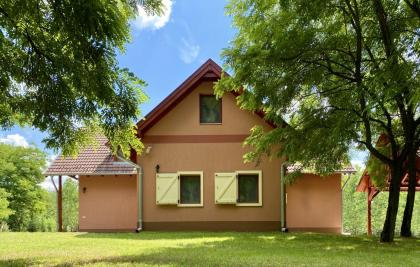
[136,166,143,232]
[280,162,288,232]
[116,154,143,232]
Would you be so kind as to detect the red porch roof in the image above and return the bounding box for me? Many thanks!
[44,135,137,176]
[356,151,420,194]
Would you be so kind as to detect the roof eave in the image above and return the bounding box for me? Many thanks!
[43,171,137,176]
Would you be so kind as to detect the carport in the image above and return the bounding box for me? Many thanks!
[356,153,420,235]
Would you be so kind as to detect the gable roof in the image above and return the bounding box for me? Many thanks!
[356,134,420,193]
[136,59,276,136]
[137,59,224,135]
[356,150,420,193]
[44,135,138,176]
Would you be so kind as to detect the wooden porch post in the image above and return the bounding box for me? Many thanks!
[367,185,372,236]
[58,175,63,232]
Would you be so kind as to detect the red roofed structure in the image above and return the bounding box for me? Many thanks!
[356,151,420,235]
[45,135,137,176]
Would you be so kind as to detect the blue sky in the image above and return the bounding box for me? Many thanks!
[0,0,367,174]
[0,1,234,156]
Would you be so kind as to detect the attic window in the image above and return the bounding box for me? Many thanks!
[200,95,222,124]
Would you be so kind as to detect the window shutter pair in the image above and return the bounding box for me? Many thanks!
[157,172,260,205]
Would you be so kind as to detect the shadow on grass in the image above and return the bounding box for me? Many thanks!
[1,232,418,267]
[0,258,42,267]
[74,231,239,240]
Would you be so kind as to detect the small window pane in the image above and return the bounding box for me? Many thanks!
[238,174,259,203]
[200,95,221,123]
[180,175,201,204]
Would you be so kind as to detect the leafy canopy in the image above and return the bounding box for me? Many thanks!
[216,0,420,177]
[0,0,162,156]
[0,143,47,231]
[62,178,79,232]
[0,188,13,223]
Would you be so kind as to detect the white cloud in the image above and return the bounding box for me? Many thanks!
[179,37,200,64]
[0,134,29,147]
[133,0,173,30]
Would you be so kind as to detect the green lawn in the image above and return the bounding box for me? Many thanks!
[0,232,419,266]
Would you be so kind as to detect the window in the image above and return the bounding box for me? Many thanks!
[156,171,203,207]
[238,174,259,204]
[214,171,262,206]
[200,95,222,124]
[180,174,201,205]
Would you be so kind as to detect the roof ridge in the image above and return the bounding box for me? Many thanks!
[136,59,223,135]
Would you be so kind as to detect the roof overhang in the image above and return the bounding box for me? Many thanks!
[44,172,137,176]
[286,163,356,175]
[43,135,139,177]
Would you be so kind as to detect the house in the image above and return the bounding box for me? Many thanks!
[44,59,354,233]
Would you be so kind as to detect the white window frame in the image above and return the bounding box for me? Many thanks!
[235,170,263,207]
[177,171,203,207]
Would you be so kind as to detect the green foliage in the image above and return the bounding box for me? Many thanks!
[0,143,48,231]
[366,143,391,189]
[216,0,419,174]
[342,174,367,235]
[342,169,420,236]
[62,179,79,232]
[0,0,162,156]
[0,187,13,230]
[217,0,419,241]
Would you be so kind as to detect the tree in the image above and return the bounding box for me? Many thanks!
[0,0,163,156]
[62,178,78,231]
[400,143,418,237]
[0,143,47,231]
[27,188,57,232]
[216,0,419,242]
[0,188,13,231]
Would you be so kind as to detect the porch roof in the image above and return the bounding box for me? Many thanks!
[43,135,137,176]
[356,152,420,194]
[286,163,356,174]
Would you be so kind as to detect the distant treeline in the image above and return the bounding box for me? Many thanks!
[0,143,78,232]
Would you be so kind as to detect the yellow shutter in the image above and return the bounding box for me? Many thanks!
[156,173,178,204]
[214,172,237,204]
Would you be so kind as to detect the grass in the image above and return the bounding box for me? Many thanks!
[0,232,419,266]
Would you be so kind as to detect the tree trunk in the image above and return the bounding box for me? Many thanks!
[380,162,403,242]
[400,148,417,237]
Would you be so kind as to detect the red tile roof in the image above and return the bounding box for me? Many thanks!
[43,135,137,176]
[286,163,356,174]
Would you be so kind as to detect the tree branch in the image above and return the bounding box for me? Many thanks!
[403,0,420,19]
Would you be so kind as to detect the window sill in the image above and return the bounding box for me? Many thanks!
[236,203,262,207]
[177,204,203,207]
[200,123,222,125]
